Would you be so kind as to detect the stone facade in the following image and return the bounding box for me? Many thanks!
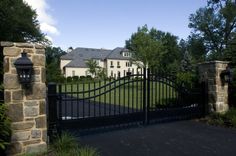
[198,61,229,113]
[1,42,47,155]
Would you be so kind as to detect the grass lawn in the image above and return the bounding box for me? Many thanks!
[58,79,178,109]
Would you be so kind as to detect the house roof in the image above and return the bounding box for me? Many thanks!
[62,47,131,68]
[106,47,130,60]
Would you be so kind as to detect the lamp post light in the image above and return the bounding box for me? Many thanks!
[14,51,33,86]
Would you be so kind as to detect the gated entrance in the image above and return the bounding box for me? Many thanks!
[48,68,206,136]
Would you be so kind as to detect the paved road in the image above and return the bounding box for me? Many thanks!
[79,120,236,156]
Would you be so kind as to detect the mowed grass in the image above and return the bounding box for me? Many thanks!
[58,79,177,109]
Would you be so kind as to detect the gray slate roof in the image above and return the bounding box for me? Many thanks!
[61,47,130,68]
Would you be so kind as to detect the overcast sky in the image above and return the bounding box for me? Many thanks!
[23,0,207,50]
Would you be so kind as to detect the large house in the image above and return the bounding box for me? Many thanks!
[60,47,141,78]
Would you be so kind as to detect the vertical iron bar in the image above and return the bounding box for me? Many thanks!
[104,79,107,116]
[132,74,134,112]
[128,75,130,113]
[147,68,150,124]
[65,84,67,120]
[114,79,116,115]
[109,79,111,115]
[88,82,91,117]
[71,84,73,119]
[77,83,79,118]
[143,68,147,124]
[83,82,85,118]
[99,80,101,116]
[94,81,96,117]
[119,78,121,115]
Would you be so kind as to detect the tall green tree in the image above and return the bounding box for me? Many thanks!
[86,59,100,77]
[0,0,46,43]
[45,47,66,82]
[189,0,236,60]
[125,25,163,69]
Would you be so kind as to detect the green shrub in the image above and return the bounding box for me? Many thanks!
[51,132,79,155]
[80,76,86,80]
[72,76,79,82]
[67,76,73,83]
[78,146,100,156]
[0,103,11,152]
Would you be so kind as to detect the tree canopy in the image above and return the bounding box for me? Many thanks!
[189,0,236,60]
[0,0,46,43]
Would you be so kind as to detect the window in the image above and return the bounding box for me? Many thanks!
[117,61,120,68]
[118,71,121,78]
[110,61,114,68]
[72,70,75,76]
[111,70,113,77]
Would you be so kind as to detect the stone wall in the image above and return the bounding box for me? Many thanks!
[1,42,47,155]
[198,61,229,113]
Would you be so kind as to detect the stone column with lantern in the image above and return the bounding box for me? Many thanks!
[1,42,47,155]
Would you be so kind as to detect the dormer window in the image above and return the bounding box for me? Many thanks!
[123,52,131,57]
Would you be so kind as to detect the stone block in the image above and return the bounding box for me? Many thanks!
[41,67,46,83]
[7,103,23,122]
[1,41,14,47]
[32,55,45,66]
[4,74,20,89]
[25,143,47,154]
[34,68,41,75]
[35,44,45,49]
[15,43,34,48]
[6,142,23,155]
[39,100,46,115]
[26,83,46,100]
[31,129,41,138]
[24,48,34,54]
[35,116,46,128]
[32,75,41,82]
[12,90,23,101]
[11,131,30,141]
[3,47,21,56]
[25,101,38,106]
[4,91,11,103]
[24,106,39,117]
[23,139,41,146]
[36,49,45,54]
[4,57,9,73]
[42,129,47,142]
[11,122,34,130]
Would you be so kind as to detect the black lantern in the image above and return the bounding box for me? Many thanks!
[220,66,232,83]
[14,52,33,85]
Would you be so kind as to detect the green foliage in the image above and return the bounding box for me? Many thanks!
[72,76,79,82]
[126,25,164,68]
[0,0,46,43]
[207,108,236,127]
[67,76,73,82]
[86,59,99,77]
[176,72,196,89]
[0,103,11,151]
[78,146,100,156]
[45,47,66,83]
[51,132,80,156]
[189,0,236,60]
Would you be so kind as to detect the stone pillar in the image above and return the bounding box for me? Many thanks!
[198,61,229,113]
[1,42,47,155]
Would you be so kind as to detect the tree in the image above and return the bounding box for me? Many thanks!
[0,0,46,43]
[189,0,236,60]
[149,28,180,72]
[125,25,163,69]
[45,47,66,82]
[85,59,99,77]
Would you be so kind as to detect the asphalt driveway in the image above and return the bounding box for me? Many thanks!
[79,120,236,156]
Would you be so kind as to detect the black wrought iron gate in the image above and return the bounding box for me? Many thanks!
[48,68,207,136]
